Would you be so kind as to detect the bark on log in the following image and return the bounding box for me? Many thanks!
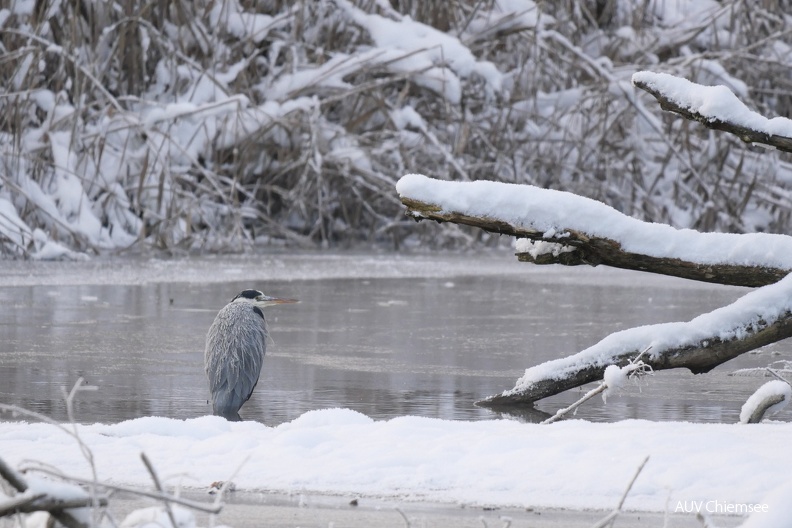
[633,77,792,154]
[477,309,792,407]
[401,197,791,287]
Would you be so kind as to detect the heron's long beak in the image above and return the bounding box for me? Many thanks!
[255,295,299,307]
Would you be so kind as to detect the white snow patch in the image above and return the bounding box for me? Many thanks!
[516,239,576,258]
[119,505,199,528]
[603,364,627,389]
[336,0,503,102]
[2,412,792,512]
[738,480,792,528]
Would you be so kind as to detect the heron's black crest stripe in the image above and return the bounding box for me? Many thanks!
[252,306,264,320]
[233,289,263,301]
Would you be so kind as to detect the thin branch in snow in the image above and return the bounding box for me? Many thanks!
[695,512,720,528]
[395,507,412,528]
[0,492,47,517]
[591,455,650,528]
[140,452,179,528]
[0,456,29,493]
[18,463,222,515]
[765,367,792,387]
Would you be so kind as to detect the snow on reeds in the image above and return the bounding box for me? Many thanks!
[1,0,791,257]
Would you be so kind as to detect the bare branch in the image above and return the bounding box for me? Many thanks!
[0,456,29,492]
[140,453,179,528]
[0,493,47,517]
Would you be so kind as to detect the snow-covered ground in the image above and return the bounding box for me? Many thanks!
[1,410,791,523]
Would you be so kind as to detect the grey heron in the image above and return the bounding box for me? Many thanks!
[205,289,298,421]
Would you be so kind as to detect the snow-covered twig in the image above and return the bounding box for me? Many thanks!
[696,512,719,527]
[541,350,652,424]
[140,452,179,528]
[541,384,607,425]
[590,455,650,528]
[0,455,28,492]
[395,506,412,527]
[0,492,47,517]
[0,455,91,528]
[765,367,792,387]
[18,463,223,515]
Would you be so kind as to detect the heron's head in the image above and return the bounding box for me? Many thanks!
[232,289,299,309]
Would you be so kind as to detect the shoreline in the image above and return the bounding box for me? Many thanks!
[109,489,746,528]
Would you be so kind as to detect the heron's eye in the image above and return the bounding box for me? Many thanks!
[252,306,264,319]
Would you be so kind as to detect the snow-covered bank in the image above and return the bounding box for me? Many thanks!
[1,409,791,515]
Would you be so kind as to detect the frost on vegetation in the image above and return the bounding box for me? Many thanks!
[2,0,792,257]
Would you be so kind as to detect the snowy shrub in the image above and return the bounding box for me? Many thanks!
[1,0,791,257]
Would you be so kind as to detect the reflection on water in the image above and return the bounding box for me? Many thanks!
[0,261,788,425]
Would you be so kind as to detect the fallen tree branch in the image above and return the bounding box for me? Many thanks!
[478,275,792,406]
[397,176,792,288]
[632,72,792,154]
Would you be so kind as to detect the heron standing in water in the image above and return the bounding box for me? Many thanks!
[205,289,298,421]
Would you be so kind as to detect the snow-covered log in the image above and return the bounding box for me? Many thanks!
[632,72,792,153]
[397,174,792,287]
[739,380,792,424]
[477,275,792,407]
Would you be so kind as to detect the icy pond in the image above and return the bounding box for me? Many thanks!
[0,251,786,425]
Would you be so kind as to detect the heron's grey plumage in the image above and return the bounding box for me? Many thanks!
[204,289,297,421]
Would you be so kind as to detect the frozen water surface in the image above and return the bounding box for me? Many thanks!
[0,251,785,424]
